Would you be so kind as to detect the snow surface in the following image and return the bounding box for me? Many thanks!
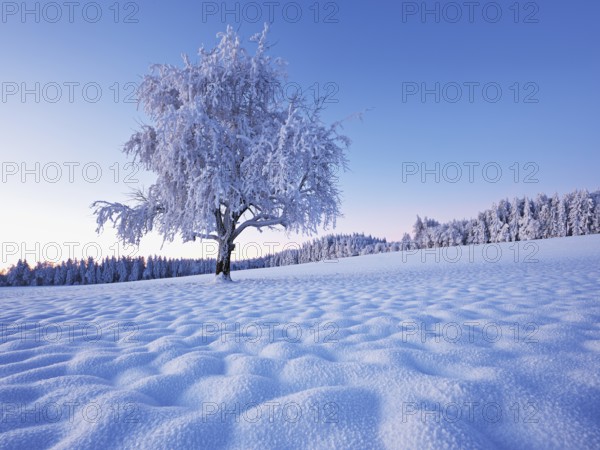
[1,235,600,449]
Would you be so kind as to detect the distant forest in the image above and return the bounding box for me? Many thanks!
[2,188,599,287]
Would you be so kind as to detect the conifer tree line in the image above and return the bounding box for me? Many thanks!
[409,188,600,249]
[1,188,599,287]
[0,235,387,287]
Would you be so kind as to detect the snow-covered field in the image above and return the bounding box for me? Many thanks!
[1,235,599,449]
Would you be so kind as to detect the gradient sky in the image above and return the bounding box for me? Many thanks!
[1,0,599,269]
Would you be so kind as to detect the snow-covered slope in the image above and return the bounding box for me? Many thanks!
[1,236,599,449]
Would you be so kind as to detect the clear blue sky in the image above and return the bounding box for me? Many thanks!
[1,0,599,268]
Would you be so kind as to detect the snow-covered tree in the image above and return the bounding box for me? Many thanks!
[130,257,144,282]
[537,194,552,239]
[103,257,116,284]
[92,26,350,280]
[412,216,426,249]
[568,190,587,236]
[446,221,465,246]
[143,256,154,280]
[414,217,440,248]
[85,257,97,285]
[78,259,87,285]
[464,217,479,245]
[508,198,522,241]
[497,222,511,242]
[95,265,103,285]
[54,263,66,286]
[7,260,29,286]
[579,189,595,235]
[593,192,600,233]
[473,213,489,244]
[551,194,568,237]
[65,260,75,286]
[519,197,540,240]
[488,204,501,243]
[399,232,412,251]
[117,258,129,283]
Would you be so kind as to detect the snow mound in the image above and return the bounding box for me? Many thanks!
[1,236,599,449]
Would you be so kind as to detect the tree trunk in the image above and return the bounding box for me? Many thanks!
[215,239,235,280]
